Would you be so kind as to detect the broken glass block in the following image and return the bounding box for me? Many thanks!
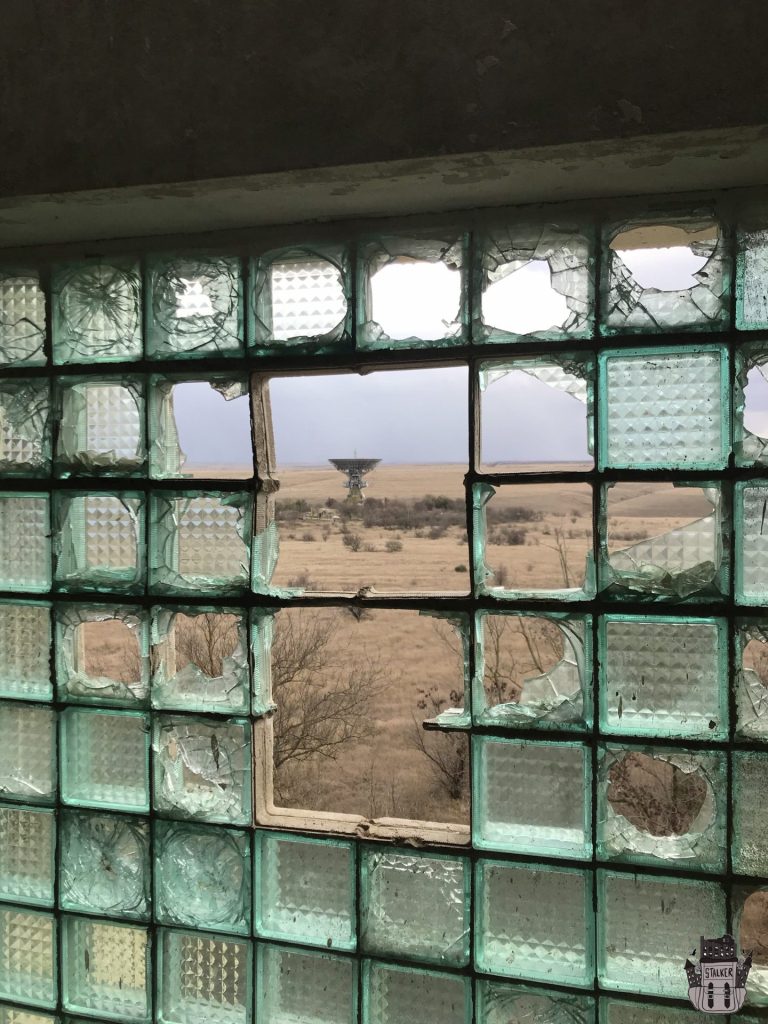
[249,610,274,716]
[736,620,768,741]
[0,806,55,907]
[157,928,252,1024]
[476,981,594,1024]
[55,604,149,706]
[60,708,150,813]
[0,270,46,367]
[53,492,145,594]
[362,961,471,1024]
[736,481,768,604]
[0,602,51,702]
[257,944,357,1024]
[734,343,768,466]
[0,906,56,1008]
[61,916,150,1021]
[52,260,142,364]
[0,380,51,476]
[735,887,768,1006]
[737,226,768,330]
[0,495,51,593]
[55,377,145,476]
[0,704,56,804]
[733,751,768,875]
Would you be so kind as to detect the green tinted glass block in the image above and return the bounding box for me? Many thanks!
[363,961,471,1024]
[0,270,46,367]
[737,226,768,330]
[734,887,768,1007]
[153,715,251,824]
[0,1005,57,1024]
[598,871,726,996]
[736,481,768,604]
[55,377,145,477]
[255,832,355,950]
[147,256,243,358]
[52,260,142,364]
[733,751,768,874]
[158,929,252,1024]
[0,806,55,906]
[55,605,149,706]
[249,610,274,716]
[0,603,51,702]
[360,848,469,966]
[62,916,150,1022]
[0,704,56,804]
[0,495,51,593]
[600,996,715,1023]
[59,810,149,920]
[257,944,357,1024]
[477,981,594,1024]
[736,620,768,741]
[472,735,590,857]
[61,708,149,812]
[475,860,592,985]
[0,907,56,1008]
[53,492,145,594]
[598,346,729,470]
[599,615,727,739]
[0,380,51,476]
[734,342,768,466]
[154,819,251,935]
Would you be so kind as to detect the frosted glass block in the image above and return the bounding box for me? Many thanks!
[0,704,56,804]
[476,981,594,1024]
[52,260,142,364]
[257,944,357,1024]
[0,1006,57,1024]
[55,605,149,706]
[158,929,252,1024]
[360,849,469,966]
[736,482,768,604]
[472,735,590,857]
[54,493,145,594]
[61,708,149,812]
[0,907,56,1008]
[59,810,149,920]
[56,378,145,476]
[0,495,51,593]
[0,381,51,475]
[153,715,251,824]
[737,226,768,330]
[255,832,355,950]
[475,860,592,985]
[600,996,715,1023]
[599,615,727,739]
[733,752,768,875]
[154,820,251,935]
[362,961,471,1024]
[598,871,726,996]
[62,916,150,1021]
[0,603,51,702]
[147,256,243,358]
[0,270,46,367]
[0,806,55,906]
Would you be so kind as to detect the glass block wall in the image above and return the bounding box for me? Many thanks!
[0,207,765,1024]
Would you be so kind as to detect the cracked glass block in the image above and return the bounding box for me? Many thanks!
[362,961,471,1024]
[473,735,590,857]
[52,260,142,364]
[360,849,469,966]
[153,715,251,824]
[55,605,149,706]
[257,944,357,1024]
[59,810,149,920]
[737,226,768,330]
[0,907,56,1008]
[0,270,46,367]
[598,346,729,470]
[599,615,727,739]
[0,806,55,907]
[0,380,51,476]
[0,603,51,702]
[60,708,149,812]
[62,916,150,1021]
[736,621,768,741]
[600,996,715,1023]
[598,871,726,996]
[477,982,594,1024]
[0,1006,57,1024]
[255,832,355,950]
[475,860,592,985]
[0,704,56,804]
[56,378,145,476]
[54,493,145,594]
[733,751,768,875]
[158,929,252,1024]
[0,495,51,593]
[154,820,251,935]
[147,256,243,358]
[736,481,768,604]
[736,887,768,1006]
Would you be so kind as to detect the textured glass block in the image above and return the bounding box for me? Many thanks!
[257,944,357,1024]
[477,981,594,1024]
[62,916,150,1021]
[599,615,727,738]
[255,832,355,950]
[475,860,592,985]
[473,735,590,857]
[147,256,243,358]
[734,343,768,466]
[153,715,251,824]
[52,260,142,364]
[0,495,51,593]
[0,907,56,1008]
[54,492,145,593]
[362,961,471,1024]
[598,871,726,996]
[61,708,149,812]
[55,605,149,706]
[154,820,251,935]
[59,810,149,920]
[0,806,55,907]
[736,620,768,740]
[0,704,56,804]
[737,226,768,330]
[733,751,768,875]
[598,346,729,470]
[0,270,46,367]
[736,481,768,604]
[158,929,252,1024]
[360,848,469,966]
[0,1006,57,1024]
[0,603,51,702]
[56,378,145,476]
[600,996,715,1023]
[0,381,51,476]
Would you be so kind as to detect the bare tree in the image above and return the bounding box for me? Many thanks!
[174,612,240,677]
[410,687,469,802]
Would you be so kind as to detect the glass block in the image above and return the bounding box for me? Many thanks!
[159,930,251,1024]
[60,708,149,812]
[362,961,471,1024]
[257,944,357,1024]
[733,751,768,875]
[598,871,726,997]
[59,810,149,920]
[477,981,594,1024]
[147,255,243,358]
[0,906,55,1008]
[0,704,56,804]
[0,1006,57,1024]
[0,603,51,702]
[473,735,590,857]
[62,916,150,1021]
[55,377,145,476]
[52,260,142,364]
[53,492,145,594]
[736,620,768,740]
[737,225,768,330]
[599,615,727,739]
[734,343,768,466]
[0,270,46,367]
[154,819,251,935]
[475,860,592,985]
[598,346,729,470]
[149,492,251,595]
[0,806,55,906]
[360,848,469,966]
[600,996,716,1023]
[0,380,51,476]
[735,886,768,1007]
[736,481,768,604]
[153,715,251,824]
[0,495,51,593]
[55,605,149,706]
[151,607,249,714]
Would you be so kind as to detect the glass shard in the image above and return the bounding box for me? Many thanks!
[0,704,56,804]
[56,378,145,476]
[0,602,51,702]
[0,806,55,907]
[0,495,51,593]
[257,944,357,1024]
[55,605,149,706]
[157,928,252,1024]
[52,260,142,364]
[53,492,145,594]
[62,916,150,1021]
[0,380,51,476]
[0,907,56,1008]
[0,270,46,367]
[60,708,150,812]
[362,961,471,1024]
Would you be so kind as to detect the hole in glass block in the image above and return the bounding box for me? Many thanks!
[610,225,711,291]
[739,891,768,989]
[483,261,570,335]
[606,752,708,836]
[171,612,238,677]
[70,618,142,697]
[743,366,768,441]
[369,259,460,342]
